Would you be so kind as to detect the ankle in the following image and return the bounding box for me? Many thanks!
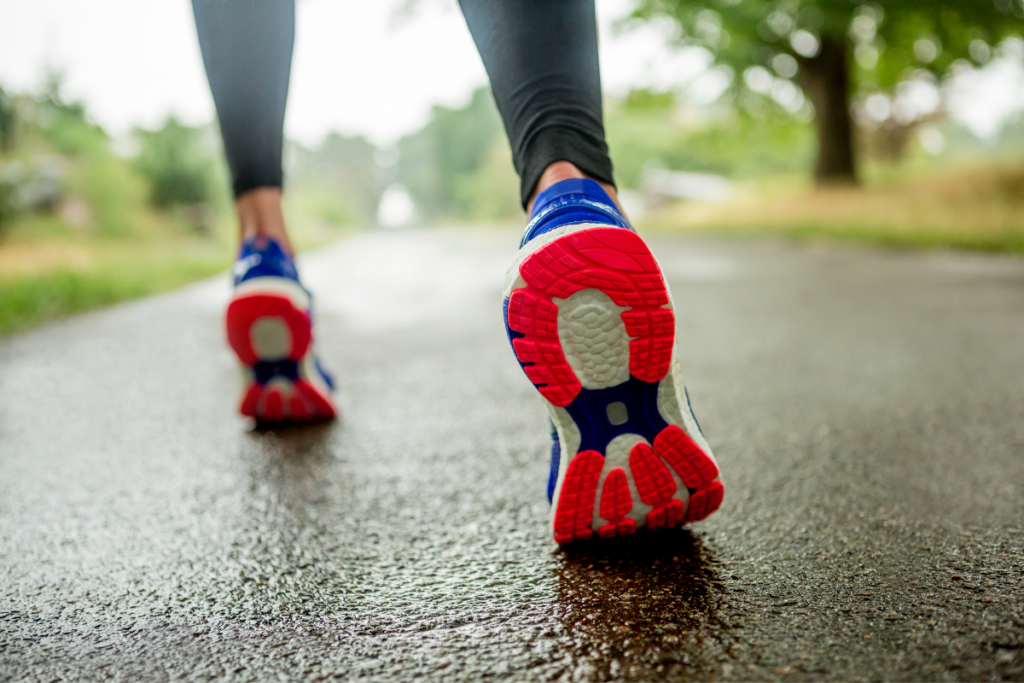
[236,187,294,256]
[527,161,623,216]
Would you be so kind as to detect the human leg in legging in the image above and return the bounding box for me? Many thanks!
[459,0,618,212]
[194,0,616,230]
[192,0,295,253]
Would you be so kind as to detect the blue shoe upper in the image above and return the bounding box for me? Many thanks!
[520,178,631,248]
[315,356,336,392]
[233,235,300,287]
[548,422,561,504]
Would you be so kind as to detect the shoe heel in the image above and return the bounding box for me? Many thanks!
[225,294,312,366]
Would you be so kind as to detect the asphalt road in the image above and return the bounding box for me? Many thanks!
[2,229,1023,682]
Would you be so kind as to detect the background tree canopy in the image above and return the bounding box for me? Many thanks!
[134,117,216,208]
[633,0,1024,183]
[395,87,519,222]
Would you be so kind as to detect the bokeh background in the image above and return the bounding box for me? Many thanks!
[1,0,1022,334]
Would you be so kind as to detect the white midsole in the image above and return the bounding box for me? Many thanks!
[234,276,311,311]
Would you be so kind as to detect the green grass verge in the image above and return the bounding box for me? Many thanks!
[0,251,230,335]
[781,223,1024,253]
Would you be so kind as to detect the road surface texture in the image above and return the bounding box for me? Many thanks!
[2,230,1023,682]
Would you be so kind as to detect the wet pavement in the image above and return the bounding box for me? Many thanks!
[1,229,1023,682]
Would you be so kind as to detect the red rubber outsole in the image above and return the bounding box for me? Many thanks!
[238,378,336,422]
[225,293,335,422]
[226,294,312,366]
[507,228,674,407]
[554,426,722,544]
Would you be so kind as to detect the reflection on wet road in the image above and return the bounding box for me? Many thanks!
[2,230,1023,681]
[556,532,725,680]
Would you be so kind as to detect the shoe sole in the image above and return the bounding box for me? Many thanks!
[226,278,336,422]
[504,225,723,544]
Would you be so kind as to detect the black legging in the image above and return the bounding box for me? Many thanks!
[191,0,614,208]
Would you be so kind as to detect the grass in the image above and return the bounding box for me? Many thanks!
[640,161,1024,253]
[0,235,233,335]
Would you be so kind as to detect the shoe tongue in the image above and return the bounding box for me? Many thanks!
[521,178,630,248]
[239,234,286,259]
[234,235,300,284]
[528,178,617,222]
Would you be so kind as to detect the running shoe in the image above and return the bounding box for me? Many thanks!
[503,179,723,544]
[225,235,336,422]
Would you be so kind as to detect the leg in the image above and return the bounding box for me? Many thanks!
[459,0,619,213]
[193,0,336,422]
[192,0,295,254]
[462,0,723,544]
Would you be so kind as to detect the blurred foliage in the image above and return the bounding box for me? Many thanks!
[0,74,154,238]
[0,178,15,229]
[38,74,108,157]
[68,151,150,238]
[395,87,520,222]
[0,86,15,153]
[607,90,814,187]
[134,117,217,209]
[0,84,15,228]
[391,84,816,220]
[450,138,522,221]
[288,132,381,226]
[632,0,1024,180]
[634,0,1023,87]
[286,88,521,225]
[0,76,236,334]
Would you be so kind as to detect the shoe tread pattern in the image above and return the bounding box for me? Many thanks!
[597,468,635,539]
[555,425,723,544]
[654,425,723,523]
[507,228,673,407]
[553,450,604,544]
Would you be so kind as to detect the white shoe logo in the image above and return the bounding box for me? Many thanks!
[233,253,262,279]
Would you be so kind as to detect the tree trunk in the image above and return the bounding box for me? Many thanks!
[797,34,857,184]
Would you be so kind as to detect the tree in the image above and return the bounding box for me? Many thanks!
[396,87,514,220]
[289,132,382,224]
[633,0,1024,183]
[134,117,216,208]
[38,71,108,156]
[0,86,16,153]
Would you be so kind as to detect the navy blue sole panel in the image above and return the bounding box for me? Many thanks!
[565,377,669,454]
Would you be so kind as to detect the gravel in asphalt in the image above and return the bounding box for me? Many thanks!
[1,230,1023,681]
